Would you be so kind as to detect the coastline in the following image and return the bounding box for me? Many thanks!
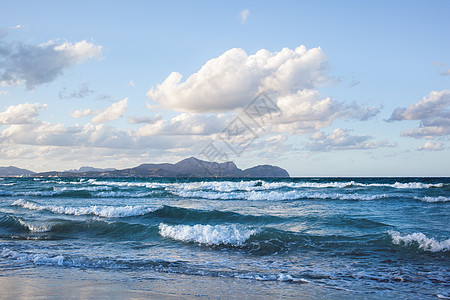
[0,261,360,300]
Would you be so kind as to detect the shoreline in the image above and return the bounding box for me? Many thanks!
[0,262,360,300]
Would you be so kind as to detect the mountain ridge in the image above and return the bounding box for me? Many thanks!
[0,157,289,178]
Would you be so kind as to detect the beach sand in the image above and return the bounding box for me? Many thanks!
[0,260,358,299]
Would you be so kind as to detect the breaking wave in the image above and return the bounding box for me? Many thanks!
[171,190,389,201]
[159,223,257,246]
[388,230,450,252]
[11,199,158,218]
[415,196,450,203]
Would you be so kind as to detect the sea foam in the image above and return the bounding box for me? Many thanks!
[1,248,65,266]
[171,189,388,201]
[415,196,450,203]
[17,218,52,232]
[388,230,450,252]
[11,199,156,218]
[158,223,256,246]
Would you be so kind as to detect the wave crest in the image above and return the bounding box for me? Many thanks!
[415,196,449,203]
[11,199,157,218]
[388,230,450,252]
[159,223,256,246]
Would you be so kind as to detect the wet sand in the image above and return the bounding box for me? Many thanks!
[0,262,358,299]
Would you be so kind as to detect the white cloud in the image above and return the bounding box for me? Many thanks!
[0,120,203,154]
[271,90,345,134]
[71,108,97,118]
[417,141,444,151]
[0,39,102,89]
[0,90,7,95]
[129,80,136,88]
[91,98,128,123]
[0,121,71,146]
[239,9,250,24]
[0,102,47,125]
[305,128,395,152]
[136,113,230,136]
[128,114,162,124]
[389,90,450,138]
[147,46,329,113]
[147,46,378,137]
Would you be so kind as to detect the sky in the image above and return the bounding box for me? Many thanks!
[0,0,449,176]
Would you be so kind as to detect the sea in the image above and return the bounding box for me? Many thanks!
[0,177,449,299]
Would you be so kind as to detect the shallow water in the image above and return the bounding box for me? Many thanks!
[0,177,449,299]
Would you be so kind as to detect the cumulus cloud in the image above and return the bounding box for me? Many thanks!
[417,141,444,151]
[239,9,250,24]
[147,46,329,113]
[147,46,379,137]
[388,90,450,138]
[305,128,395,152]
[91,98,128,123]
[128,114,162,124]
[0,102,47,125]
[59,83,94,99]
[136,113,230,136]
[0,120,200,152]
[71,108,97,118]
[0,39,102,89]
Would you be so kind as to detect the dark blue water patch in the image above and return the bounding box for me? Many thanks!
[143,205,288,225]
[0,216,160,241]
[0,215,29,233]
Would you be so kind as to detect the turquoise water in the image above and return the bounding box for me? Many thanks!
[0,177,449,298]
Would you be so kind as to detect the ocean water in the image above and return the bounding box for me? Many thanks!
[0,177,448,299]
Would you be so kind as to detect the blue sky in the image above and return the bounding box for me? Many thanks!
[0,0,449,176]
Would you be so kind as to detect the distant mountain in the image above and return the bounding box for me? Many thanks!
[33,157,289,178]
[242,165,290,177]
[0,166,35,177]
[65,166,116,173]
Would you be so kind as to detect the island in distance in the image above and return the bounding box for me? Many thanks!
[0,157,290,178]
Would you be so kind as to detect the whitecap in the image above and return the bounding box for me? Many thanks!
[53,186,112,192]
[1,248,65,266]
[388,230,450,252]
[11,199,157,218]
[277,273,310,283]
[158,223,256,246]
[171,189,388,201]
[415,196,449,203]
[17,219,52,232]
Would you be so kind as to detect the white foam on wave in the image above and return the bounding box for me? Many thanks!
[17,218,52,232]
[388,230,450,252]
[415,196,450,203]
[174,180,444,192]
[0,248,122,269]
[88,179,167,189]
[277,273,310,283]
[1,248,65,266]
[5,190,156,198]
[171,189,388,201]
[159,223,256,246]
[11,199,157,218]
[377,182,443,189]
[53,186,112,192]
